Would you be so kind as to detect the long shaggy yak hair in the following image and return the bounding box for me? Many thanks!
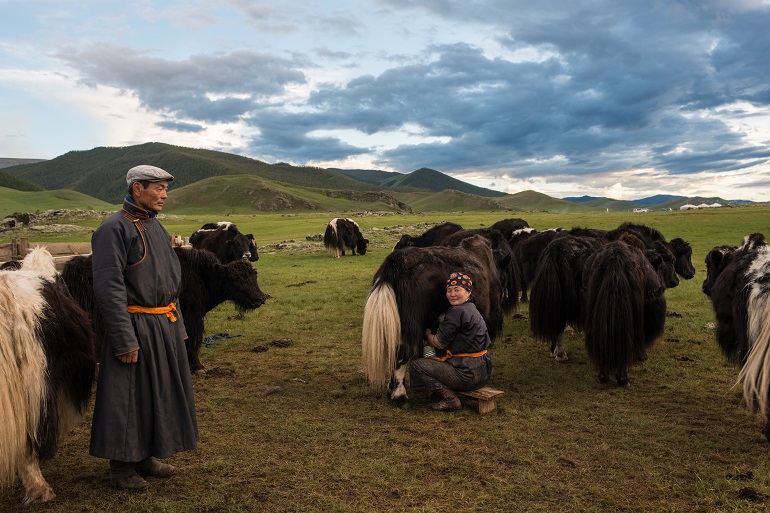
[582,239,666,386]
[0,247,96,504]
[703,233,770,438]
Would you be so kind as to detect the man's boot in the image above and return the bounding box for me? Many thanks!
[430,388,462,411]
[135,457,176,478]
[109,460,150,491]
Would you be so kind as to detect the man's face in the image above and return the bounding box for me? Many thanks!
[133,181,169,212]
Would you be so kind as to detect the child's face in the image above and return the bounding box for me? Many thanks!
[446,285,471,305]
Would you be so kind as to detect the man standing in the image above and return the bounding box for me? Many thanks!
[90,165,198,491]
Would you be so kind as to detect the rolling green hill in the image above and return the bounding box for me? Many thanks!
[0,169,44,192]
[0,187,117,217]
[391,189,509,212]
[2,142,379,203]
[166,175,411,214]
[581,198,643,211]
[381,167,507,198]
[332,166,507,199]
[497,190,595,213]
[330,168,403,186]
[2,142,758,214]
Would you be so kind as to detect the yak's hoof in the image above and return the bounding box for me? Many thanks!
[22,486,56,505]
[392,396,410,409]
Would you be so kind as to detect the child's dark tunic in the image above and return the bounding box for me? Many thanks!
[410,300,492,392]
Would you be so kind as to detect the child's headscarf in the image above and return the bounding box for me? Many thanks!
[446,271,473,293]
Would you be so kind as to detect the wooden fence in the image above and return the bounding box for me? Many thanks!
[0,236,190,270]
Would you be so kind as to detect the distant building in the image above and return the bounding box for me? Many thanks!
[633,207,650,213]
[679,204,697,210]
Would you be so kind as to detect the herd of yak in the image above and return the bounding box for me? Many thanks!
[2,214,770,504]
[359,218,770,439]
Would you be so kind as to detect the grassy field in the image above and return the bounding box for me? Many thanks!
[0,187,117,218]
[3,206,770,512]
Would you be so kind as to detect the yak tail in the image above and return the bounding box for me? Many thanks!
[323,220,340,257]
[737,290,770,418]
[0,273,48,487]
[21,246,57,281]
[529,245,574,342]
[361,280,401,389]
[583,244,643,378]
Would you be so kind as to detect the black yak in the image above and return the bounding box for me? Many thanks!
[489,217,530,239]
[582,237,667,385]
[361,235,504,408]
[528,234,606,361]
[60,247,268,374]
[393,221,464,251]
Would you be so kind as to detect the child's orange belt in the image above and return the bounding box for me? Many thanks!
[429,349,488,362]
[127,302,178,322]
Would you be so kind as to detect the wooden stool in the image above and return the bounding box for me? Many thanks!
[459,387,504,414]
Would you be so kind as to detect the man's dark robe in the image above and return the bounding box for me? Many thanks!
[89,199,198,462]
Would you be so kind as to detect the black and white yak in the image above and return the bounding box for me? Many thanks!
[190,221,259,263]
[703,233,770,439]
[361,235,505,408]
[323,218,369,257]
[60,246,268,375]
[0,247,97,504]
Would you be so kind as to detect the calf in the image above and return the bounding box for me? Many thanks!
[324,218,369,257]
[190,221,258,263]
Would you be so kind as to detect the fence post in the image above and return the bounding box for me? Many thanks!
[11,237,30,260]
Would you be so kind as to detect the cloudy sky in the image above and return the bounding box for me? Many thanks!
[3,0,770,201]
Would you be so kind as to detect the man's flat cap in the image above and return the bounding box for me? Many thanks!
[126,165,175,185]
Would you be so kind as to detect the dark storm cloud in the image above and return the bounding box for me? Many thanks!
[52,1,770,183]
[352,0,770,179]
[55,43,306,122]
[155,120,205,133]
[245,108,370,162]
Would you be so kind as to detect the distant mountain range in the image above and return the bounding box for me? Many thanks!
[331,167,508,198]
[564,194,684,205]
[0,144,756,214]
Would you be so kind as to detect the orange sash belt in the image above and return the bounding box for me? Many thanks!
[429,349,488,362]
[127,302,178,322]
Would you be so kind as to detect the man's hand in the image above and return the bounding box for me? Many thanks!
[116,348,139,364]
[424,329,437,347]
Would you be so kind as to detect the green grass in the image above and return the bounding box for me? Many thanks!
[3,207,770,511]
